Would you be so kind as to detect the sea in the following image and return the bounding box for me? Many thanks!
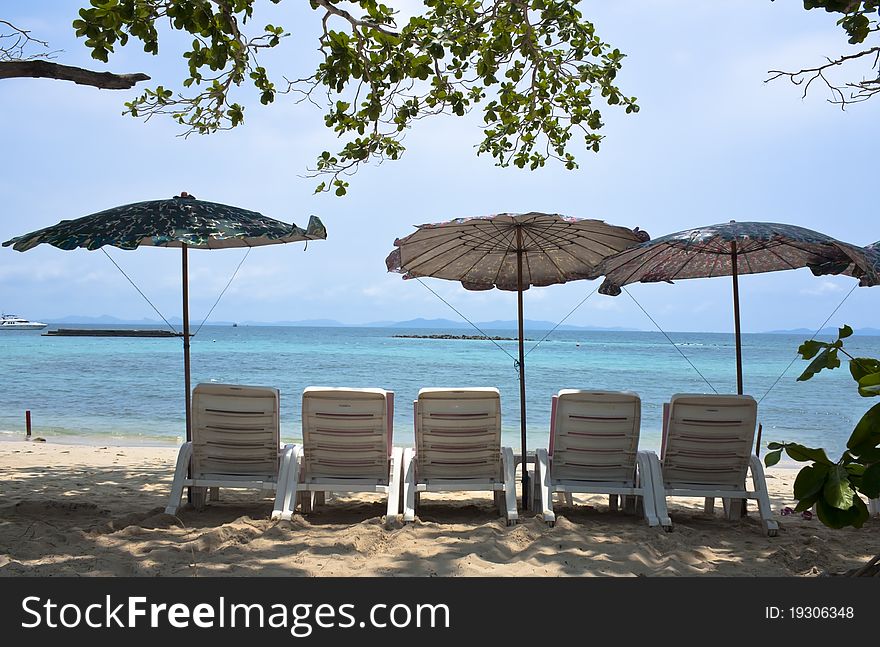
[2,325,878,459]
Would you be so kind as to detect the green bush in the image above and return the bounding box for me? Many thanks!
[764,325,880,528]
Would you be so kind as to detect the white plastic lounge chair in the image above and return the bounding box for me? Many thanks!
[402,388,518,525]
[272,387,402,521]
[535,390,669,529]
[653,393,778,536]
[165,383,296,515]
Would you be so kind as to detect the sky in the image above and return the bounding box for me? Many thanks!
[1,1,877,333]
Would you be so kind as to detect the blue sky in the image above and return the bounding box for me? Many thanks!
[1,1,877,332]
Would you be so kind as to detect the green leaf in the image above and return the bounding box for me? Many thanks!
[853,447,880,463]
[815,496,869,529]
[764,450,782,467]
[847,402,880,452]
[797,340,827,360]
[766,442,784,450]
[793,492,821,513]
[797,347,840,381]
[823,465,855,510]
[857,372,880,397]
[850,358,880,382]
[838,324,854,340]
[783,444,833,465]
[860,463,880,499]
[793,463,829,501]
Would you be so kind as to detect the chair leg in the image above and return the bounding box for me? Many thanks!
[536,448,555,526]
[402,448,416,523]
[609,494,619,512]
[272,444,301,521]
[314,491,325,508]
[209,487,220,502]
[723,498,745,520]
[749,455,779,536]
[501,446,519,525]
[704,497,715,514]
[386,447,403,519]
[191,487,207,510]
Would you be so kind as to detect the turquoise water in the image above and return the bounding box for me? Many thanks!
[1,325,877,457]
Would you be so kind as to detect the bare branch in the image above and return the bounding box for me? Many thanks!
[0,19,53,62]
[0,60,150,90]
[767,46,880,106]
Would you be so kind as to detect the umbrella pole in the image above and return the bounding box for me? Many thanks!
[516,227,530,511]
[730,241,743,395]
[182,245,192,441]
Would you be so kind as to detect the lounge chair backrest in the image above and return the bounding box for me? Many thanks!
[415,388,501,480]
[302,387,393,481]
[191,383,281,480]
[549,390,641,483]
[662,394,757,488]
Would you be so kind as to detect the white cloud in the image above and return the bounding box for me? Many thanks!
[800,280,844,296]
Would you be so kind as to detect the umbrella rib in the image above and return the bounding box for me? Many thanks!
[396,224,504,251]
[540,223,636,253]
[410,243,493,279]
[604,243,677,287]
[665,246,711,280]
[396,222,513,270]
[745,244,801,274]
[520,228,567,283]
[530,229,629,262]
[705,247,725,278]
[398,238,481,274]
[777,240,841,263]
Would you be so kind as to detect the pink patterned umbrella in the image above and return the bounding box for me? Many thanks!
[595,221,872,394]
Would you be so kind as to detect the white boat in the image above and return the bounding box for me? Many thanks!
[0,314,48,330]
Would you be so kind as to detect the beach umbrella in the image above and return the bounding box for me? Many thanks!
[2,192,327,441]
[595,221,870,394]
[823,240,880,287]
[385,212,647,507]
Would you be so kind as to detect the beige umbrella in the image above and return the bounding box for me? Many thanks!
[386,212,647,507]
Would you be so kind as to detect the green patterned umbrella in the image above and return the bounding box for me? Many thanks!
[3,193,327,441]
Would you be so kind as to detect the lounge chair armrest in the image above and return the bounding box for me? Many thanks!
[165,442,194,515]
[272,444,303,521]
[748,454,779,536]
[638,450,671,530]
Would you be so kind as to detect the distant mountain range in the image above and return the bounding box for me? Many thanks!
[40,315,880,336]
[43,315,639,332]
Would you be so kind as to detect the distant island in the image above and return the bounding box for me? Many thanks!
[393,334,530,341]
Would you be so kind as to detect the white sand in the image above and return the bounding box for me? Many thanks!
[0,440,875,577]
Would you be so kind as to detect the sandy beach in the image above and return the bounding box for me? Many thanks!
[0,439,876,577]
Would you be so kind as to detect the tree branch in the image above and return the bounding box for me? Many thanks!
[767,46,880,106]
[0,60,150,89]
[312,0,400,38]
